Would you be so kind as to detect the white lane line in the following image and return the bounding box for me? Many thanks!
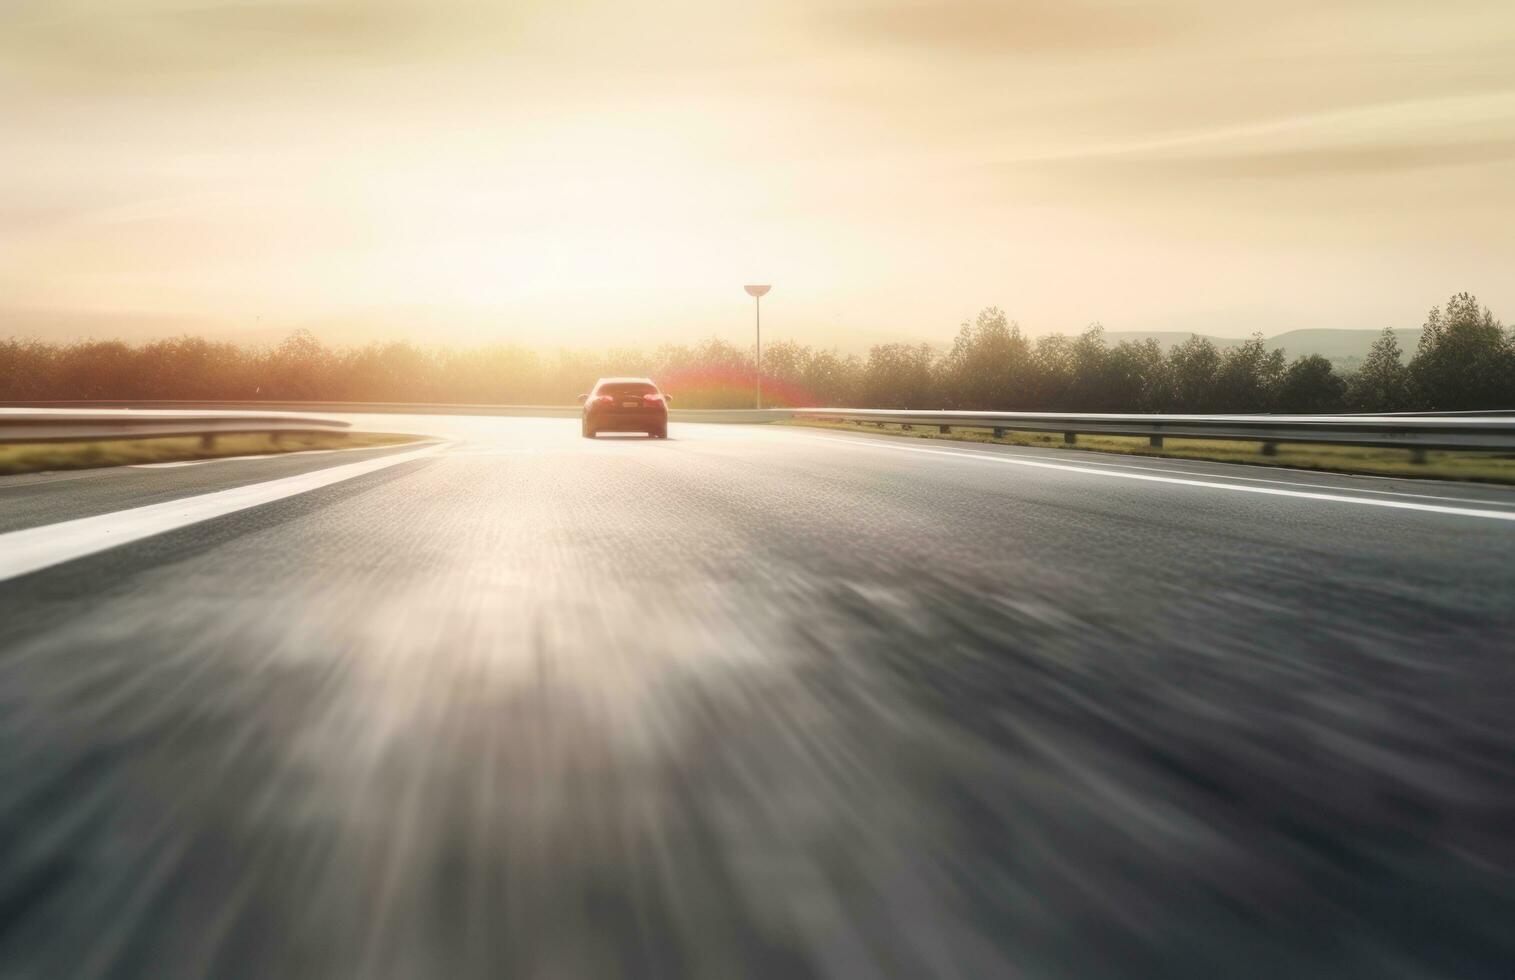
[0,443,445,582]
[932,444,1515,506]
[784,429,1515,507]
[128,442,422,468]
[797,433,1515,523]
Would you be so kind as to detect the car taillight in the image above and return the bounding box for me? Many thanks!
[590,395,614,406]
[643,394,664,404]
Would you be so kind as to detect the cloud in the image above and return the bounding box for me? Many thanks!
[991,90,1515,183]
[1144,138,1515,179]
[830,0,1193,55]
[0,0,482,83]
[165,0,422,39]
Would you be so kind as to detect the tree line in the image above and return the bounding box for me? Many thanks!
[2,293,1510,412]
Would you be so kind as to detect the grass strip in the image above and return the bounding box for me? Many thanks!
[0,431,421,476]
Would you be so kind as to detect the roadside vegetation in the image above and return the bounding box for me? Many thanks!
[792,419,1515,485]
[0,431,420,477]
[3,293,1511,414]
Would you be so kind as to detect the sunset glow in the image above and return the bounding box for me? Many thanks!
[4,0,1513,348]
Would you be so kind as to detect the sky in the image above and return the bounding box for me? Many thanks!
[3,0,1513,351]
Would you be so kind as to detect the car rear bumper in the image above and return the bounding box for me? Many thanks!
[587,411,666,431]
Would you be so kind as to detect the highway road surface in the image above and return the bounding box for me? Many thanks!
[2,417,1514,979]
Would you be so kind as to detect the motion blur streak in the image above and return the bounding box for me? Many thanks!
[2,418,1513,978]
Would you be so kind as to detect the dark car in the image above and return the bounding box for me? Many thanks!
[578,377,670,439]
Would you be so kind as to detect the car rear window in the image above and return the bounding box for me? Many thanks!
[597,382,657,396]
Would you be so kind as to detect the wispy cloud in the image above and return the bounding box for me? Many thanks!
[994,91,1515,180]
[1024,137,1515,185]
[0,0,481,82]
[831,0,1193,54]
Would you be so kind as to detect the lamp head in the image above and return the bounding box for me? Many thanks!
[743,284,771,298]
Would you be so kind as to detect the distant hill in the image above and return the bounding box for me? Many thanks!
[1103,328,1420,369]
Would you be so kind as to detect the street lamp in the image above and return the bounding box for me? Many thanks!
[744,284,771,409]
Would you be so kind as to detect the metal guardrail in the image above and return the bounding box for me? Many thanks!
[0,400,583,417]
[0,409,350,445]
[4,402,1514,455]
[786,408,1515,454]
[0,401,799,425]
[0,400,798,423]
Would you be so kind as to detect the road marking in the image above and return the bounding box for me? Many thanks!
[882,439,1515,503]
[781,430,1490,505]
[0,443,445,582]
[973,446,1515,507]
[129,443,420,468]
[775,427,1508,505]
[800,433,1515,523]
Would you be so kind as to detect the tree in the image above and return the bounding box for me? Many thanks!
[1277,355,1346,413]
[1165,335,1222,412]
[861,343,937,408]
[136,336,256,400]
[655,338,754,408]
[802,349,860,407]
[1111,338,1168,411]
[260,329,334,400]
[1408,293,1513,410]
[1214,334,1286,413]
[940,307,1031,409]
[1031,333,1075,409]
[1065,324,1140,411]
[56,340,144,399]
[756,340,811,406]
[1345,327,1408,412]
[2,295,1503,412]
[0,339,58,400]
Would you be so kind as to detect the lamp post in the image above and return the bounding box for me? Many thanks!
[744,284,771,409]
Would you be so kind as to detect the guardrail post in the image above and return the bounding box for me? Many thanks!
[200,433,215,450]
[1261,441,1278,456]
[1149,435,1163,448]
[938,424,950,434]
[1063,432,1077,445]
[1411,447,1428,465]
[992,427,1005,439]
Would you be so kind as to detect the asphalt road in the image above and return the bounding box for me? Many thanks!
[2,418,1514,979]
